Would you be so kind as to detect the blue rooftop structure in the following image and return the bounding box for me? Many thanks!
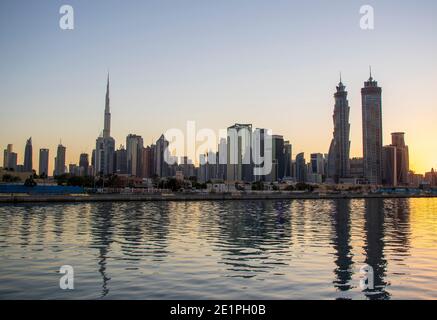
[0,184,84,194]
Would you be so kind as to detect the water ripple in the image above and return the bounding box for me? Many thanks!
[0,198,436,299]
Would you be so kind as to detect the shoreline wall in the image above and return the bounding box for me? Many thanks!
[0,192,435,204]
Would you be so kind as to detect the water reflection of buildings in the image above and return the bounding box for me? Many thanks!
[386,199,411,257]
[330,198,411,299]
[88,202,172,298]
[52,205,65,250]
[363,199,389,300]
[90,203,115,298]
[213,200,293,278]
[19,205,33,248]
[6,198,414,299]
[331,199,354,293]
[120,202,170,262]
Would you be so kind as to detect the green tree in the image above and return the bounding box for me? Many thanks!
[252,181,264,191]
[295,183,314,192]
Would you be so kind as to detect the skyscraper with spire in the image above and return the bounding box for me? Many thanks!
[23,137,33,172]
[328,75,351,183]
[362,67,383,185]
[54,143,66,176]
[103,74,111,139]
[155,134,170,177]
[95,74,115,176]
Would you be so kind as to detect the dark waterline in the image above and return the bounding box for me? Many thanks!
[0,198,436,299]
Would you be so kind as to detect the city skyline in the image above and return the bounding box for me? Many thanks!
[0,67,434,178]
[1,1,436,174]
[0,70,434,177]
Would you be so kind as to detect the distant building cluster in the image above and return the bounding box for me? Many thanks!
[1,71,435,187]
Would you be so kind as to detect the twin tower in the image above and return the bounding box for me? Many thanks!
[328,70,383,185]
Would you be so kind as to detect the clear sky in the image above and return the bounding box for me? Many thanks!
[0,0,436,174]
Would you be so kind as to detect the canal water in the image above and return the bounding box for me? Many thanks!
[0,198,436,299]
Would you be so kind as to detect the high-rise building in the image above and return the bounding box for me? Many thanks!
[3,144,12,168]
[115,145,128,175]
[198,151,218,182]
[23,137,33,172]
[209,151,218,180]
[95,137,115,176]
[178,155,195,179]
[91,149,96,168]
[425,169,437,186]
[54,144,66,176]
[95,74,115,176]
[3,146,8,168]
[382,132,409,186]
[296,153,307,183]
[328,77,350,183]
[141,146,150,178]
[155,135,170,177]
[391,132,409,185]
[8,153,17,171]
[226,123,253,182]
[126,135,143,177]
[284,141,292,178]
[362,68,383,185]
[382,145,397,186]
[69,164,80,176]
[3,144,17,171]
[308,153,324,183]
[198,154,207,182]
[79,153,89,176]
[142,145,156,178]
[311,153,325,175]
[272,135,285,181]
[141,147,149,178]
[88,149,96,176]
[217,138,227,181]
[253,128,268,181]
[350,157,364,179]
[39,148,49,177]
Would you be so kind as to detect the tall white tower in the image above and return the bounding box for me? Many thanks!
[95,74,115,176]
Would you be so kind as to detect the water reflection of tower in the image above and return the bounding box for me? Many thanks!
[19,205,34,247]
[91,203,114,298]
[363,199,389,300]
[53,206,65,240]
[272,200,292,241]
[331,199,354,293]
[389,199,411,256]
[35,205,48,245]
